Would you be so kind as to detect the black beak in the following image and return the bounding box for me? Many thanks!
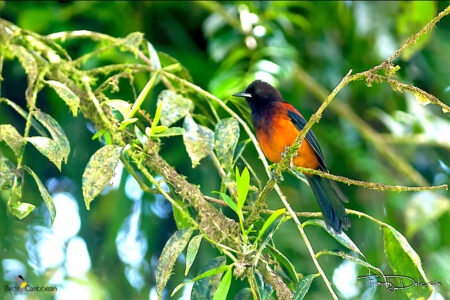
[233,91,252,99]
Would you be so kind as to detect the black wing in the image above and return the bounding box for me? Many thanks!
[287,109,327,171]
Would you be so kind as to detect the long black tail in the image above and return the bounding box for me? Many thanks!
[307,175,350,233]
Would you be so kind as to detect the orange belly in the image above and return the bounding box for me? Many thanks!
[256,113,319,169]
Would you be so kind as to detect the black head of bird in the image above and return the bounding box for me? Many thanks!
[233,80,283,104]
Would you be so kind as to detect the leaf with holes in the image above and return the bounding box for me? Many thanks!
[214,118,239,170]
[0,156,17,190]
[45,80,80,116]
[157,228,194,297]
[302,219,365,258]
[183,115,214,168]
[26,111,70,171]
[82,145,122,210]
[8,44,37,84]
[25,166,55,224]
[0,124,24,156]
[157,90,192,127]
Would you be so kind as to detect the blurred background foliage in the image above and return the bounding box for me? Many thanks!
[0,1,449,299]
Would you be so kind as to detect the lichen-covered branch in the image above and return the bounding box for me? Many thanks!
[294,167,448,192]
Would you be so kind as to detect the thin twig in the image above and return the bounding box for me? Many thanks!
[294,167,448,192]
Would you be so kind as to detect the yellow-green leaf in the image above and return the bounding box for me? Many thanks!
[157,90,192,127]
[185,234,203,276]
[45,80,80,116]
[27,111,70,171]
[383,225,432,299]
[212,266,233,300]
[8,44,37,84]
[292,274,320,300]
[0,124,24,156]
[157,228,194,297]
[183,115,214,168]
[25,166,55,224]
[302,219,365,258]
[106,99,131,119]
[214,118,239,170]
[82,145,122,210]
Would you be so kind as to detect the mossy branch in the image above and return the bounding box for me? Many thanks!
[293,167,448,192]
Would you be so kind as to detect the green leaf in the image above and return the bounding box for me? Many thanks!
[183,115,214,168]
[255,208,286,244]
[0,98,47,137]
[172,204,192,230]
[267,245,298,283]
[7,184,35,220]
[152,126,168,135]
[119,118,138,130]
[9,200,35,219]
[190,256,227,300]
[212,266,232,300]
[237,167,250,210]
[157,90,193,127]
[26,111,70,171]
[8,44,37,84]
[127,71,158,120]
[173,263,230,297]
[0,156,17,190]
[0,124,24,156]
[292,274,320,300]
[147,41,161,70]
[105,99,131,119]
[25,166,55,224]
[45,80,80,116]
[383,225,432,299]
[315,249,384,278]
[255,272,273,300]
[185,234,203,276]
[134,126,148,145]
[302,219,365,258]
[149,98,164,136]
[220,193,238,215]
[214,118,240,170]
[82,145,122,210]
[157,228,194,298]
[150,127,184,138]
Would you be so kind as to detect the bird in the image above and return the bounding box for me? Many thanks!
[233,80,350,233]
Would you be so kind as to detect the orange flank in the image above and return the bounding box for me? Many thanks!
[256,108,319,170]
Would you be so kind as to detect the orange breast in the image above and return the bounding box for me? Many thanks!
[256,112,319,169]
